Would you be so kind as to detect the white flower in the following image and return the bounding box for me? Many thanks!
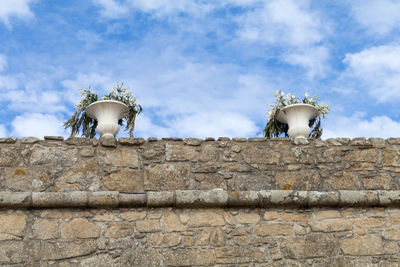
[280,91,284,97]
[305,92,309,98]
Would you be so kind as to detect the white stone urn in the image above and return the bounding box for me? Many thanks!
[85,100,129,138]
[277,103,319,140]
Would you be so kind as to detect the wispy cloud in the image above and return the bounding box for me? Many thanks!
[342,43,400,103]
[0,0,34,28]
[351,0,400,36]
[11,113,65,138]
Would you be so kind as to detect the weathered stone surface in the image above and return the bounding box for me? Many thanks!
[3,167,54,191]
[31,218,58,239]
[276,171,320,190]
[309,219,352,232]
[253,222,292,236]
[345,148,379,162]
[192,163,218,173]
[0,214,26,240]
[193,174,226,190]
[198,144,219,162]
[0,147,19,167]
[103,169,141,192]
[89,191,118,207]
[354,218,387,228]
[99,136,117,147]
[0,192,31,208]
[79,147,95,157]
[164,211,187,232]
[162,249,215,266]
[30,145,77,166]
[383,148,400,166]
[166,143,196,161]
[21,137,40,144]
[144,163,190,190]
[121,248,161,266]
[149,233,181,247]
[119,137,145,146]
[104,147,139,168]
[33,191,87,208]
[42,240,97,260]
[209,228,225,246]
[340,236,397,255]
[105,223,134,238]
[136,219,161,232]
[0,241,40,264]
[236,213,260,224]
[189,210,225,227]
[363,174,392,190]
[313,210,341,220]
[184,138,203,146]
[57,159,99,191]
[215,247,267,264]
[228,174,273,191]
[120,210,147,221]
[79,253,115,267]
[147,191,175,207]
[327,171,360,190]
[60,218,100,238]
[286,234,338,259]
[242,145,280,164]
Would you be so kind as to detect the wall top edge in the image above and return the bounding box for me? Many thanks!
[0,136,398,147]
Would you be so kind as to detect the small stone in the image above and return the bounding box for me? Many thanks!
[294,137,309,145]
[369,137,386,147]
[253,222,292,236]
[60,218,100,238]
[21,137,40,144]
[44,136,64,141]
[149,233,181,247]
[263,211,279,221]
[42,240,97,260]
[354,218,386,228]
[350,137,371,146]
[233,235,251,245]
[144,163,190,190]
[79,148,95,157]
[164,212,187,232]
[286,234,338,259]
[248,137,266,142]
[340,236,396,255]
[100,136,117,147]
[105,223,134,238]
[313,210,341,220]
[309,219,352,232]
[236,213,261,224]
[166,143,196,161]
[120,210,147,221]
[205,137,215,141]
[184,138,203,146]
[136,219,161,232]
[218,137,231,141]
[232,138,247,142]
[326,138,342,146]
[383,226,400,240]
[118,137,145,146]
[147,137,158,142]
[189,210,225,227]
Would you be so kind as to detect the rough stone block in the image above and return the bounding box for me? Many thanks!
[216,247,267,264]
[149,233,181,247]
[20,137,40,144]
[166,143,196,161]
[286,234,338,259]
[119,137,145,146]
[104,223,134,238]
[144,163,190,190]
[340,236,396,255]
[103,169,142,192]
[0,241,40,264]
[100,136,117,147]
[379,190,400,206]
[340,190,379,206]
[60,218,100,238]
[184,138,203,146]
[253,222,292,236]
[42,240,97,260]
[308,191,339,207]
[0,214,27,240]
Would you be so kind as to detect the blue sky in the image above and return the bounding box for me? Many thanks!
[1,0,400,139]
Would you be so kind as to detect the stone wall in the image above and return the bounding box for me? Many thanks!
[1,136,400,266]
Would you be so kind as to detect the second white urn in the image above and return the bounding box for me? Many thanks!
[85,100,129,138]
[277,104,319,140]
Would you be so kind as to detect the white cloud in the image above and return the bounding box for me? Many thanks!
[11,113,65,138]
[0,0,34,27]
[0,124,7,137]
[76,30,102,44]
[93,0,213,18]
[343,43,400,103]
[282,46,330,78]
[237,0,325,47]
[352,0,400,36]
[324,113,400,139]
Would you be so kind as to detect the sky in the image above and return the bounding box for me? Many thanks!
[1,0,400,139]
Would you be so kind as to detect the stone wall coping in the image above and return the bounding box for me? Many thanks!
[1,190,400,208]
[2,136,399,147]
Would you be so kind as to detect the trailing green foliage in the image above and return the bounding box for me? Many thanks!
[264,91,329,139]
[64,83,142,138]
